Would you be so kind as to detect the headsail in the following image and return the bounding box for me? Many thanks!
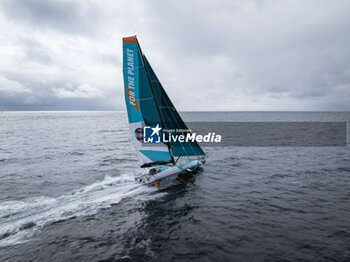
[123,36,205,168]
[142,56,205,157]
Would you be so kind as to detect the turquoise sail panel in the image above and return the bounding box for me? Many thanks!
[123,40,142,123]
[123,36,163,125]
[122,36,172,167]
[139,150,172,162]
[138,57,161,124]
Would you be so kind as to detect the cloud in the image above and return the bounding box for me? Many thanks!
[20,38,53,65]
[52,84,104,99]
[0,75,31,95]
[0,0,100,35]
[159,1,350,110]
[0,0,349,111]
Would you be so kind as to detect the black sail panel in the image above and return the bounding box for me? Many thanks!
[143,55,205,157]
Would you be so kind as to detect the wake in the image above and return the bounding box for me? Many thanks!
[0,174,157,247]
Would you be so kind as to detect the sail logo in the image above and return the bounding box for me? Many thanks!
[143,124,161,143]
[126,48,139,111]
[126,86,139,111]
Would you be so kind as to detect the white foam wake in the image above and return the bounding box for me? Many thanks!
[0,174,158,247]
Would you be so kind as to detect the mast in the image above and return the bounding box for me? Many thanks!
[135,36,175,165]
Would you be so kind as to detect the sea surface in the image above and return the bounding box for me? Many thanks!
[0,111,349,262]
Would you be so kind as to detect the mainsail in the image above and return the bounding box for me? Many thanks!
[122,36,205,168]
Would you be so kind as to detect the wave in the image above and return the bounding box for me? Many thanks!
[0,174,157,247]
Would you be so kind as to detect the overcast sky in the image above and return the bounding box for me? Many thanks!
[0,0,349,111]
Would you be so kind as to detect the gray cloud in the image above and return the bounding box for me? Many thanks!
[0,0,349,111]
[139,0,350,107]
[0,0,100,35]
[0,71,118,111]
[19,38,54,64]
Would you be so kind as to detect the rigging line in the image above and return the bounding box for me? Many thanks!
[158,106,176,109]
[138,97,154,101]
[175,152,183,164]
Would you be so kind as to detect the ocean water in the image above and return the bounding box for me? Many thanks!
[0,111,349,262]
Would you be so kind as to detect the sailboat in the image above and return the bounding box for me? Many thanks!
[122,36,205,190]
